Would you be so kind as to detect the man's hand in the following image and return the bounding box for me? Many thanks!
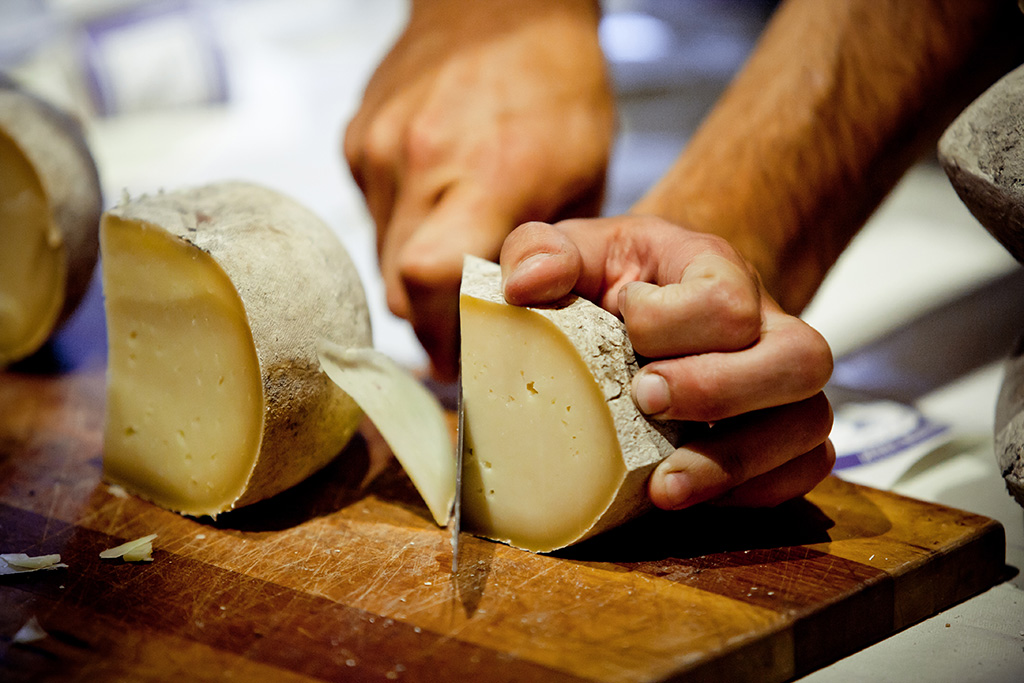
[343,0,614,379]
[500,216,836,510]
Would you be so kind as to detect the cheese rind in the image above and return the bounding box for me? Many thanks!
[459,256,678,552]
[101,182,371,516]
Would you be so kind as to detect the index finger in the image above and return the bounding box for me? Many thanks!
[632,305,834,421]
[389,181,520,378]
[500,221,584,305]
[618,252,762,358]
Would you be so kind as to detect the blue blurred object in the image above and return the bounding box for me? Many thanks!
[11,265,107,374]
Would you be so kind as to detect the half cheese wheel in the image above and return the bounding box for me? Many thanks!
[0,77,102,366]
[100,182,371,516]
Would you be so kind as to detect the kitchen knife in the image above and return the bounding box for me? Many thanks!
[451,371,464,574]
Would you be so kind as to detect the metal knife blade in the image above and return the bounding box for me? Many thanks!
[450,371,464,574]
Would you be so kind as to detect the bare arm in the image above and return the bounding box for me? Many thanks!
[633,0,1024,313]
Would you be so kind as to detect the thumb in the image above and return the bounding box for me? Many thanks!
[500,222,584,306]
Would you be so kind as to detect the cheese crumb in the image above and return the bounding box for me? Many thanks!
[107,484,130,498]
[12,616,48,643]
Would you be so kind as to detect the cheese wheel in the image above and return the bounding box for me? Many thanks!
[0,77,102,366]
[100,181,371,517]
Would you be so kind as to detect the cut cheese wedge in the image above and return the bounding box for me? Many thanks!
[100,182,371,517]
[459,256,678,552]
[0,77,101,366]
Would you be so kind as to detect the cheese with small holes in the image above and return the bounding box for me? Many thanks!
[459,256,677,552]
[100,182,371,517]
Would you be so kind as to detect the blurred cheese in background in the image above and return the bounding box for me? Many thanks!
[2,0,228,117]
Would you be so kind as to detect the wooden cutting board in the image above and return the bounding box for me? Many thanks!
[0,365,1007,683]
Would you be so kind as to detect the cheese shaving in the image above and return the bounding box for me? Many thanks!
[99,534,157,562]
[1,553,67,575]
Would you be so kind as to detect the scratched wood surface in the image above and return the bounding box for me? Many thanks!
[0,358,1008,682]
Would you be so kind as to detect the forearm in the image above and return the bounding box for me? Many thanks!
[406,0,601,41]
[632,0,1024,313]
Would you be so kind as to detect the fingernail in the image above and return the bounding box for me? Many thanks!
[503,253,552,295]
[633,372,669,415]
[617,281,637,312]
[661,471,692,509]
[511,253,553,280]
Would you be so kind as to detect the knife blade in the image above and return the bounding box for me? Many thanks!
[451,371,464,574]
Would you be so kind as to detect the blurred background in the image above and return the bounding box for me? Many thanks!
[2,2,1022,678]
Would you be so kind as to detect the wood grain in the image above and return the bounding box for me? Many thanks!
[0,365,1007,683]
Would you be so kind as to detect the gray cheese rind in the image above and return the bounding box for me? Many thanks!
[939,63,1024,263]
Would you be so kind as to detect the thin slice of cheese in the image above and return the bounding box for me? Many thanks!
[0,129,64,363]
[459,256,677,552]
[102,217,263,515]
[317,343,455,526]
[12,616,48,643]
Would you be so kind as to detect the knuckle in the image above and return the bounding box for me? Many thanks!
[342,148,368,194]
[385,283,410,321]
[691,231,739,259]
[708,282,761,347]
[824,444,837,476]
[404,115,447,171]
[397,245,461,293]
[790,328,834,394]
[362,115,403,170]
[794,392,835,451]
[341,124,361,168]
[801,441,838,488]
[811,393,835,442]
[819,440,837,473]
